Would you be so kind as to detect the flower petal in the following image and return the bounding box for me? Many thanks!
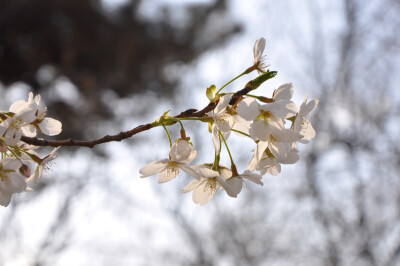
[299,98,319,117]
[212,124,221,153]
[182,178,205,193]
[157,164,180,183]
[193,181,216,205]
[2,172,26,193]
[226,177,243,195]
[215,94,232,114]
[215,113,234,133]
[193,165,219,178]
[139,160,168,178]
[0,191,13,207]
[273,83,293,101]
[242,171,263,185]
[253,38,266,63]
[180,164,201,180]
[217,176,237,197]
[39,118,62,136]
[236,98,259,121]
[249,120,270,141]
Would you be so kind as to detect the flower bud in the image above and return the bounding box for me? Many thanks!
[206,85,217,102]
[19,164,31,178]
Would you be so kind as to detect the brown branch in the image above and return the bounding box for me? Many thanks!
[19,71,276,148]
[20,101,218,148]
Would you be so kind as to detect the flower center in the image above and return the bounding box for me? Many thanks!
[166,162,180,177]
[204,178,217,195]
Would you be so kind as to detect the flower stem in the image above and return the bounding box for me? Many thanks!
[219,131,235,166]
[167,117,212,123]
[216,71,247,95]
[230,129,252,139]
[161,123,172,148]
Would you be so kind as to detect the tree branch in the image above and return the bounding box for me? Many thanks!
[20,100,218,148]
[19,71,277,148]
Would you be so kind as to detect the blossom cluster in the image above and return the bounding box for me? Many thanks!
[140,38,318,205]
[0,93,61,206]
[0,37,318,207]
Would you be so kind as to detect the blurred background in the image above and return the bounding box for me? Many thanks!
[1,0,400,265]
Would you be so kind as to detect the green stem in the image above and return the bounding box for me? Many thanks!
[177,120,184,129]
[245,94,273,103]
[161,123,172,148]
[216,71,247,95]
[7,147,21,161]
[219,131,235,166]
[212,150,220,171]
[166,117,212,123]
[230,129,252,139]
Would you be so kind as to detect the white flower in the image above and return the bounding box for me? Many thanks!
[139,139,200,183]
[246,140,298,175]
[0,93,62,146]
[253,38,268,73]
[210,95,235,153]
[10,92,62,137]
[236,84,301,142]
[226,170,263,196]
[0,158,27,207]
[182,165,236,205]
[294,94,319,144]
[27,147,60,185]
[258,157,281,176]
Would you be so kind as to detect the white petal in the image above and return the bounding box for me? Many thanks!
[217,176,237,197]
[0,191,13,207]
[259,158,281,176]
[226,177,243,195]
[242,171,263,185]
[0,121,9,137]
[180,164,201,180]
[170,139,196,163]
[139,160,168,178]
[215,94,232,114]
[253,38,266,63]
[193,165,219,178]
[193,181,216,205]
[182,178,204,193]
[298,119,316,144]
[250,120,270,141]
[39,118,62,136]
[157,164,180,183]
[246,155,258,172]
[219,168,233,180]
[281,150,299,164]
[215,113,234,133]
[212,124,221,154]
[9,100,26,113]
[274,128,302,143]
[236,98,259,121]
[232,115,251,136]
[256,140,269,162]
[2,172,26,193]
[2,158,22,170]
[27,167,42,185]
[21,125,37,137]
[273,83,293,101]
[299,98,319,117]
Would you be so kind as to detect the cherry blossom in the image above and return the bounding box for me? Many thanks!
[253,38,268,74]
[293,94,319,144]
[210,94,235,153]
[140,139,200,183]
[0,158,27,207]
[182,165,236,205]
